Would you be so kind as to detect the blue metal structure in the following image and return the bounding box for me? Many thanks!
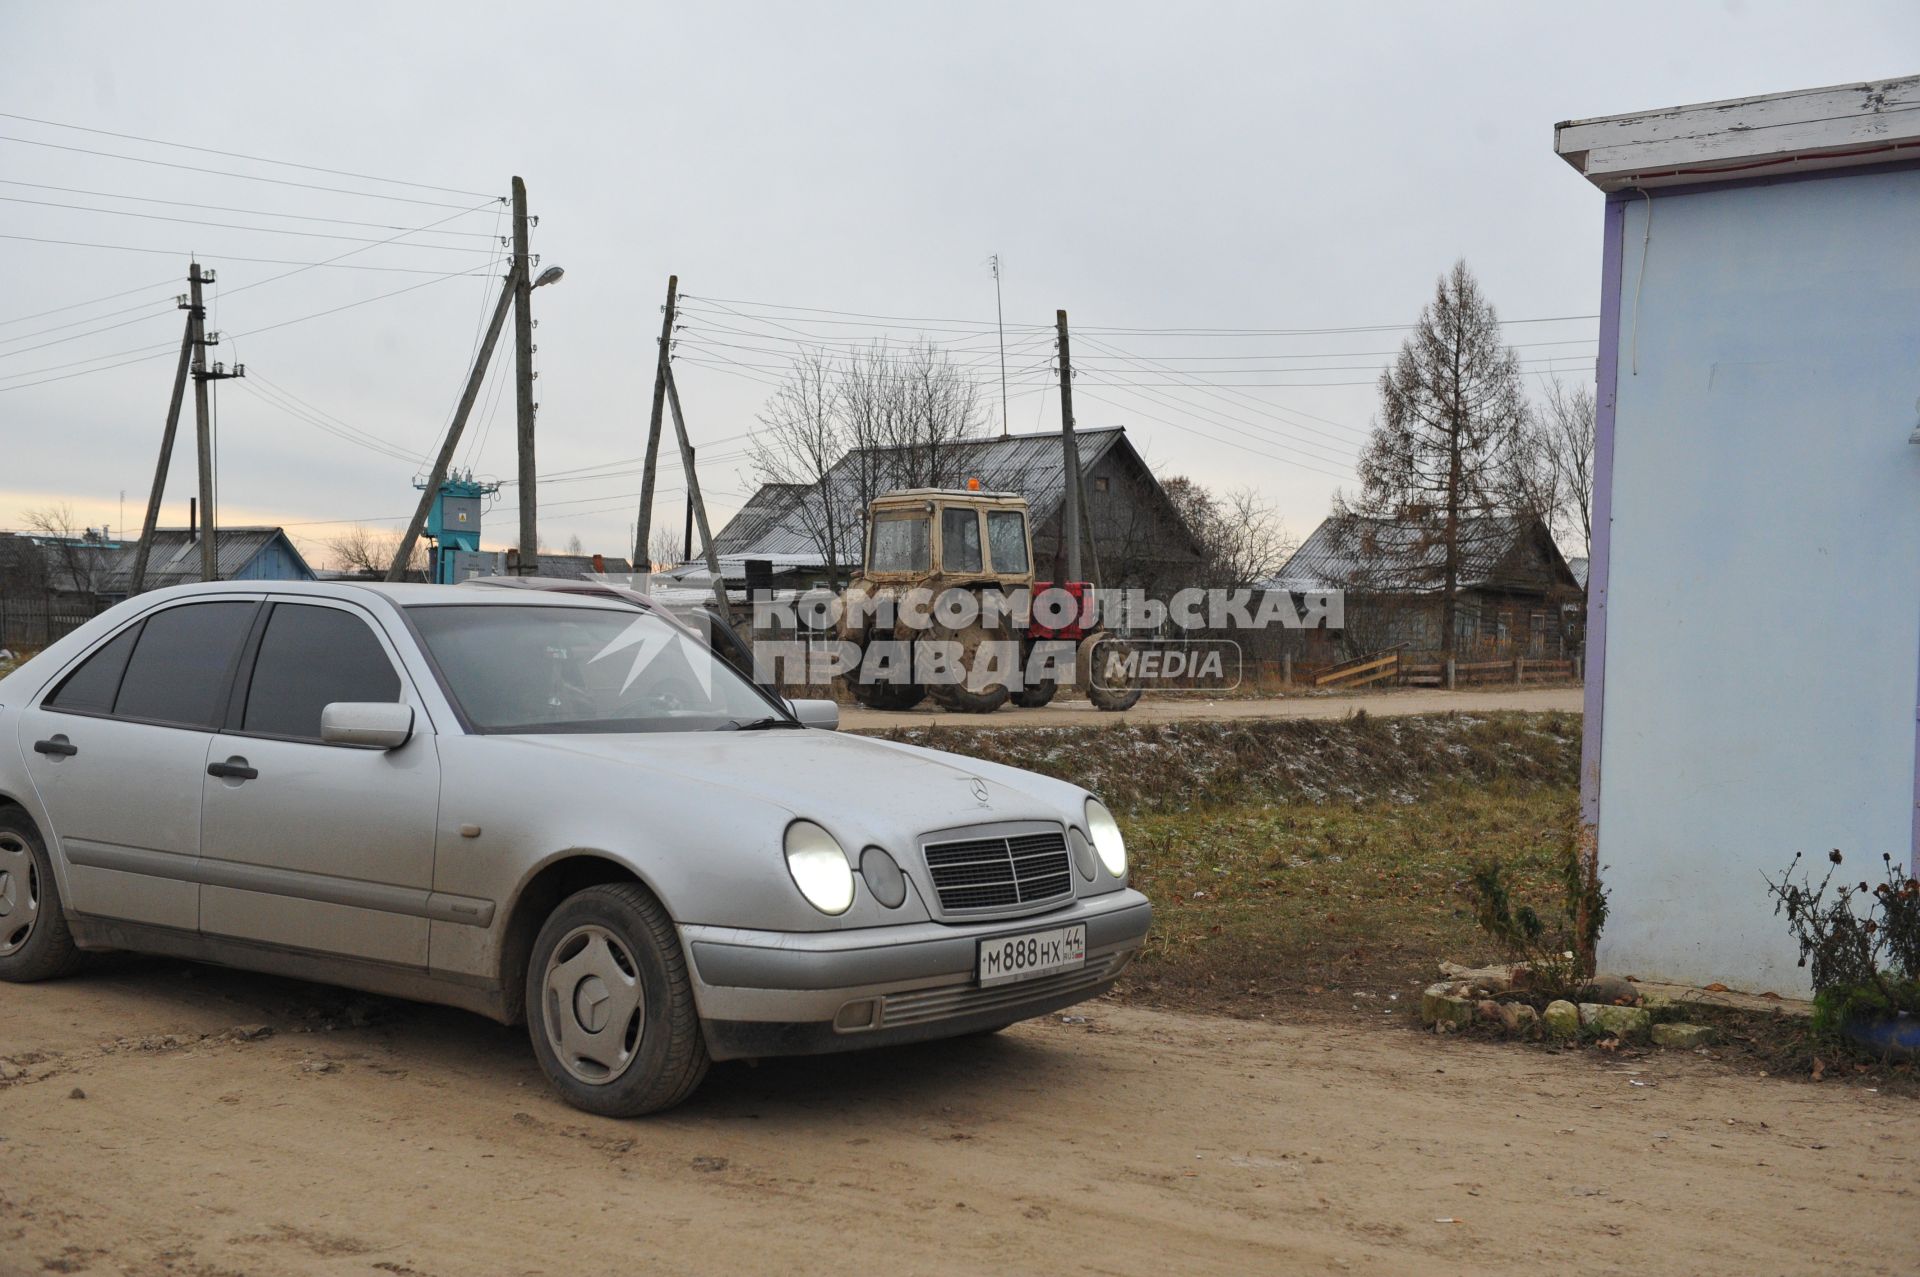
[420,471,500,585]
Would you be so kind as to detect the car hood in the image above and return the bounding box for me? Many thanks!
[497,727,1085,845]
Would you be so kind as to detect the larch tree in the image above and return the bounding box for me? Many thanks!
[1340,259,1530,656]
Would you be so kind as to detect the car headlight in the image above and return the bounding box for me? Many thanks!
[785,820,855,915]
[1084,798,1126,878]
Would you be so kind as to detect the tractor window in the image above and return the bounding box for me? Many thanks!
[986,510,1028,574]
[941,508,983,573]
[869,512,930,573]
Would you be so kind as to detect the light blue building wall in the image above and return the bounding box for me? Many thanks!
[1590,165,1920,992]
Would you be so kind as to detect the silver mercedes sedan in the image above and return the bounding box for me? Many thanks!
[0,581,1151,1115]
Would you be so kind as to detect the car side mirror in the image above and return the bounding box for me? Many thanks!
[787,698,839,731]
[321,702,415,750]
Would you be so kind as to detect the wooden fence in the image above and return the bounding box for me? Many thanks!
[0,598,107,652]
[1270,650,1581,691]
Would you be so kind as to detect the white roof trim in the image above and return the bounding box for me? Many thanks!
[1555,75,1920,191]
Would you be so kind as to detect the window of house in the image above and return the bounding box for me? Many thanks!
[112,601,257,727]
[1094,476,1110,493]
[242,604,401,740]
[941,507,983,572]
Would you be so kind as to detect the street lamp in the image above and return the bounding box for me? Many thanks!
[533,266,565,289]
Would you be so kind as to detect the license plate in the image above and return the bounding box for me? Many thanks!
[977,924,1086,987]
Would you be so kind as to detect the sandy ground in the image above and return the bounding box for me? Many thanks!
[3,962,1913,1276]
[842,686,1584,731]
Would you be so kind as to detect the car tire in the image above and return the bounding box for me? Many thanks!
[0,809,84,983]
[525,883,709,1118]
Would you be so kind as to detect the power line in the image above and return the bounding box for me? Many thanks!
[0,194,497,250]
[0,111,500,198]
[1069,338,1599,364]
[216,200,504,298]
[1075,389,1356,483]
[0,295,181,347]
[0,179,500,235]
[0,266,485,393]
[0,303,178,360]
[0,232,499,275]
[0,276,180,329]
[677,292,1600,336]
[0,133,500,209]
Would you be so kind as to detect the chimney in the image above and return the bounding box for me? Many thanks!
[188,498,198,540]
[591,552,605,573]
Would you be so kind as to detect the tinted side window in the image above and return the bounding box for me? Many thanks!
[243,604,401,740]
[941,508,983,572]
[44,624,141,713]
[115,601,256,727]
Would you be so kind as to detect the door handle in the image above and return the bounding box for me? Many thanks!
[33,737,78,758]
[207,759,258,781]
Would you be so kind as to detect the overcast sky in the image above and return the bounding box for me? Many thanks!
[3,2,1914,568]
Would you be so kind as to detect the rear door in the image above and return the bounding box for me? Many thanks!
[16,598,260,931]
[198,598,441,967]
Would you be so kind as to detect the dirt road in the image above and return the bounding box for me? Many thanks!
[3,962,1911,1276]
[842,685,1584,731]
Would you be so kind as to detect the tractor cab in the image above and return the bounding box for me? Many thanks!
[862,487,1035,585]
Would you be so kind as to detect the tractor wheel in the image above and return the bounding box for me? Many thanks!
[1082,632,1144,712]
[1011,679,1058,709]
[848,678,927,711]
[927,621,1012,714]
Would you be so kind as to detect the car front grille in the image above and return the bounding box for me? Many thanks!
[922,829,1074,914]
[879,952,1129,1027]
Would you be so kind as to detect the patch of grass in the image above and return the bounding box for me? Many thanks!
[1113,783,1574,1015]
[864,710,1581,814]
[858,711,1583,1018]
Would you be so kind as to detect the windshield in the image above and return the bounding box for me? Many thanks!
[869,512,930,573]
[410,604,788,734]
[986,509,1028,573]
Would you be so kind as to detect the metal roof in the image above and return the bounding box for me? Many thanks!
[1269,513,1576,594]
[711,427,1129,562]
[94,527,314,595]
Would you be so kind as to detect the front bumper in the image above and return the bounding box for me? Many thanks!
[682,889,1152,1060]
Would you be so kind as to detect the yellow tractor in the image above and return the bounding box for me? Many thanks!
[836,486,1142,714]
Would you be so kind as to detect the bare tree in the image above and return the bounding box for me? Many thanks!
[1339,260,1529,657]
[1533,377,1595,562]
[647,524,685,571]
[1158,478,1294,589]
[565,533,584,557]
[328,525,427,576]
[755,341,986,582]
[22,504,106,601]
[751,352,849,588]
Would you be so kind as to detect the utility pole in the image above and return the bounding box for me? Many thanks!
[512,176,537,574]
[663,366,730,620]
[1055,309,1083,585]
[189,263,215,582]
[991,255,1008,438]
[187,264,243,582]
[634,274,678,568]
[388,264,522,580]
[682,446,694,562]
[128,291,197,595]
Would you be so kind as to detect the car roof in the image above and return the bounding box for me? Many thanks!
[134,579,636,611]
